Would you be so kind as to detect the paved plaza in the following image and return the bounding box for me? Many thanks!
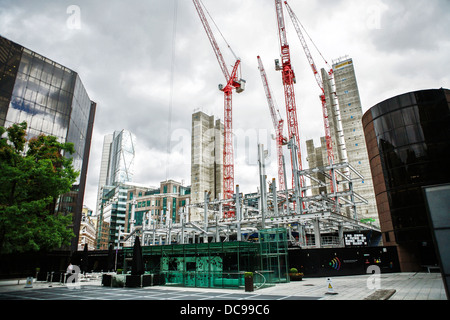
[0,272,446,301]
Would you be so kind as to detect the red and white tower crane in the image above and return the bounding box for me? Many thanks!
[192,0,245,203]
[273,0,305,192]
[257,55,287,191]
[284,1,337,192]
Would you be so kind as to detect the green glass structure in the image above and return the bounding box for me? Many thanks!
[123,228,290,289]
[259,227,290,283]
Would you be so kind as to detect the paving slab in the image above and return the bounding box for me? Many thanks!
[0,272,446,301]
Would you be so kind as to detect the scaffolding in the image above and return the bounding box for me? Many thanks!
[122,139,379,250]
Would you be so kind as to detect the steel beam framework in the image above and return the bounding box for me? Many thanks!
[122,142,379,249]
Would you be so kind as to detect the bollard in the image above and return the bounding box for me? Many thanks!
[49,272,54,287]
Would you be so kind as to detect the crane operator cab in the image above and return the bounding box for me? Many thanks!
[218,79,246,93]
[236,79,246,93]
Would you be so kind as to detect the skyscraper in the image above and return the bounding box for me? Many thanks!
[107,130,136,186]
[190,111,223,221]
[307,57,378,225]
[0,35,96,251]
[95,130,136,216]
[95,130,136,249]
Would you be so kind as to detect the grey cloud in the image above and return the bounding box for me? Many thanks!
[1,0,449,210]
[370,0,450,53]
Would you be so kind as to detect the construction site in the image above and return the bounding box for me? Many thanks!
[118,0,389,288]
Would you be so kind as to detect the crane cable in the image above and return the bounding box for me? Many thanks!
[199,0,240,70]
[166,0,178,180]
[291,7,331,70]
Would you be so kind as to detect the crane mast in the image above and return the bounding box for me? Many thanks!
[192,0,245,209]
[257,56,287,191]
[284,1,337,192]
[274,0,304,191]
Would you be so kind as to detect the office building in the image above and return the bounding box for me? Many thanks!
[96,180,190,249]
[0,35,96,251]
[78,205,96,251]
[191,111,223,221]
[96,183,130,250]
[124,180,191,246]
[307,57,378,225]
[363,88,450,271]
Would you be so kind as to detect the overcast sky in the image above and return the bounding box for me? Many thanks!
[1,0,449,212]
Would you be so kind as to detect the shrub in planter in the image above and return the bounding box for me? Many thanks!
[111,275,125,287]
[288,268,304,281]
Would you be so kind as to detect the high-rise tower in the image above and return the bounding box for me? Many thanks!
[95,130,136,216]
[308,57,378,225]
[190,111,223,221]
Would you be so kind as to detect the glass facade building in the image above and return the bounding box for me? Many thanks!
[107,130,136,186]
[0,36,96,251]
[363,88,450,271]
[99,184,129,250]
[95,130,136,219]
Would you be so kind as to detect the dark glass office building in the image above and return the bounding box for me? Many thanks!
[363,88,450,271]
[0,36,96,251]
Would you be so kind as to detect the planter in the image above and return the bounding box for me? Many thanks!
[126,275,142,288]
[289,273,304,281]
[244,272,254,292]
[102,274,112,287]
[153,273,165,286]
[142,274,153,287]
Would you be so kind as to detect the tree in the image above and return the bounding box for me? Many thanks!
[0,121,79,254]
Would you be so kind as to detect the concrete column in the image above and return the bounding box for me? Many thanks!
[313,219,321,248]
[236,185,241,241]
[338,224,344,247]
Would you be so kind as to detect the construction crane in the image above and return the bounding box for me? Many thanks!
[192,0,246,206]
[257,55,287,192]
[273,0,305,193]
[284,0,338,192]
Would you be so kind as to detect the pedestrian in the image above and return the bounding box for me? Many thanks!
[65,262,74,284]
